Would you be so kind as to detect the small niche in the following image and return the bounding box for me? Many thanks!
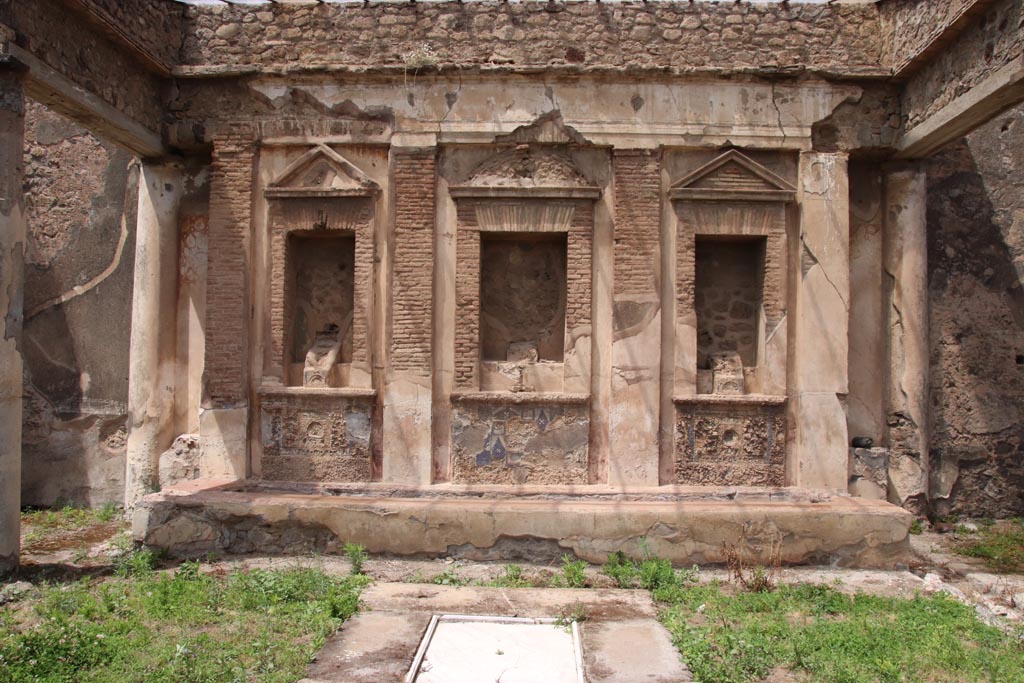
[695,237,765,389]
[287,232,355,386]
[480,233,567,363]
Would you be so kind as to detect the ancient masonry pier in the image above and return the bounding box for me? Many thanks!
[0,64,26,573]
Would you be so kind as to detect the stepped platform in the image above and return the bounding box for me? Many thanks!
[133,479,912,568]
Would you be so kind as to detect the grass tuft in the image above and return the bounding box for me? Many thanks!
[954,518,1024,573]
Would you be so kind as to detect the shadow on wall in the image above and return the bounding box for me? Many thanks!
[926,105,1024,518]
[21,100,138,507]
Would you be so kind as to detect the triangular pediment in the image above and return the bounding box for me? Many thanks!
[450,146,600,200]
[266,144,379,198]
[670,150,796,202]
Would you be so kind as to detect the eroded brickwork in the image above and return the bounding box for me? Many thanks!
[389,150,436,377]
[206,127,255,406]
[613,151,660,299]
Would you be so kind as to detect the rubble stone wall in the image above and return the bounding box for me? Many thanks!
[178,1,884,75]
[902,0,1024,130]
[927,102,1024,518]
[21,101,137,506]
[65,0,184,71]
[880,0,981,74]
[3,0,164,131]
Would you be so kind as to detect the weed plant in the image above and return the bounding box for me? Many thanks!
[0,562,368,683]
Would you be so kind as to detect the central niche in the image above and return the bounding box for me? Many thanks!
[694,236,765,372]
[287,232,356,379]
[480,233,567,364]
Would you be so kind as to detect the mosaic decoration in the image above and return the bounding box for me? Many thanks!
[452,401,589,485]
[674,401,786,487]
[260,392,374,482]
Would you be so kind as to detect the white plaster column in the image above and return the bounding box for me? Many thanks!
[0,65,26,573]
[789,152,851,490]
[126,163,182,506]
[883,164,929,512]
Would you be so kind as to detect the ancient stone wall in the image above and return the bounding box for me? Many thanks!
[879,0,981,75]
[902,0,1024,130]
[21,100,136,506]
[177,2,884,76]
[64,0,183,71]
[927,102,1024,518]
[3,0,164,131]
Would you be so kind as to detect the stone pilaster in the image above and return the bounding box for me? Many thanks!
[883,164,929,512]
[383,146,436,484]
[126,163,182,507]
[789,152,850,490]
[0,66,25,573]
[609,149,662,485]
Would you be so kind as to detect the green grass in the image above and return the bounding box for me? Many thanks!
[0,557,368,683]
[657,581,1024,683]
[955,519,1024,573]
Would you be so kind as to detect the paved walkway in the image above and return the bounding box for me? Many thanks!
[299,583,691,683]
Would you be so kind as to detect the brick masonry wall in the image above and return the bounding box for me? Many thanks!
[205,127,255,406]
[178,2,884,75]
[390,149,436,377]
[454,227,480,389]
[902,0,1024,129]
[613,150,661,300]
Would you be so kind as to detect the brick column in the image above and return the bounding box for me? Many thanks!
[0,66,25,573]
[199,128,255,479]
[609,149,662,486]
[383,147,436,484]
[126,163,182,506]
[790,152,850,490]
[884,164,929,512]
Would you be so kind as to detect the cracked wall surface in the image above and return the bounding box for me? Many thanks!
[927,102,1024,518]
[21,101,137,506]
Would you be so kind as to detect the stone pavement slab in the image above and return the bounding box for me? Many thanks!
[300,583,691,683]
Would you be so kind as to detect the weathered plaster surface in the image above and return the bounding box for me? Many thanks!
[135,481,913,569]
[0,68,25,573]
[21,101,136,507]
[926,104,1024,518]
